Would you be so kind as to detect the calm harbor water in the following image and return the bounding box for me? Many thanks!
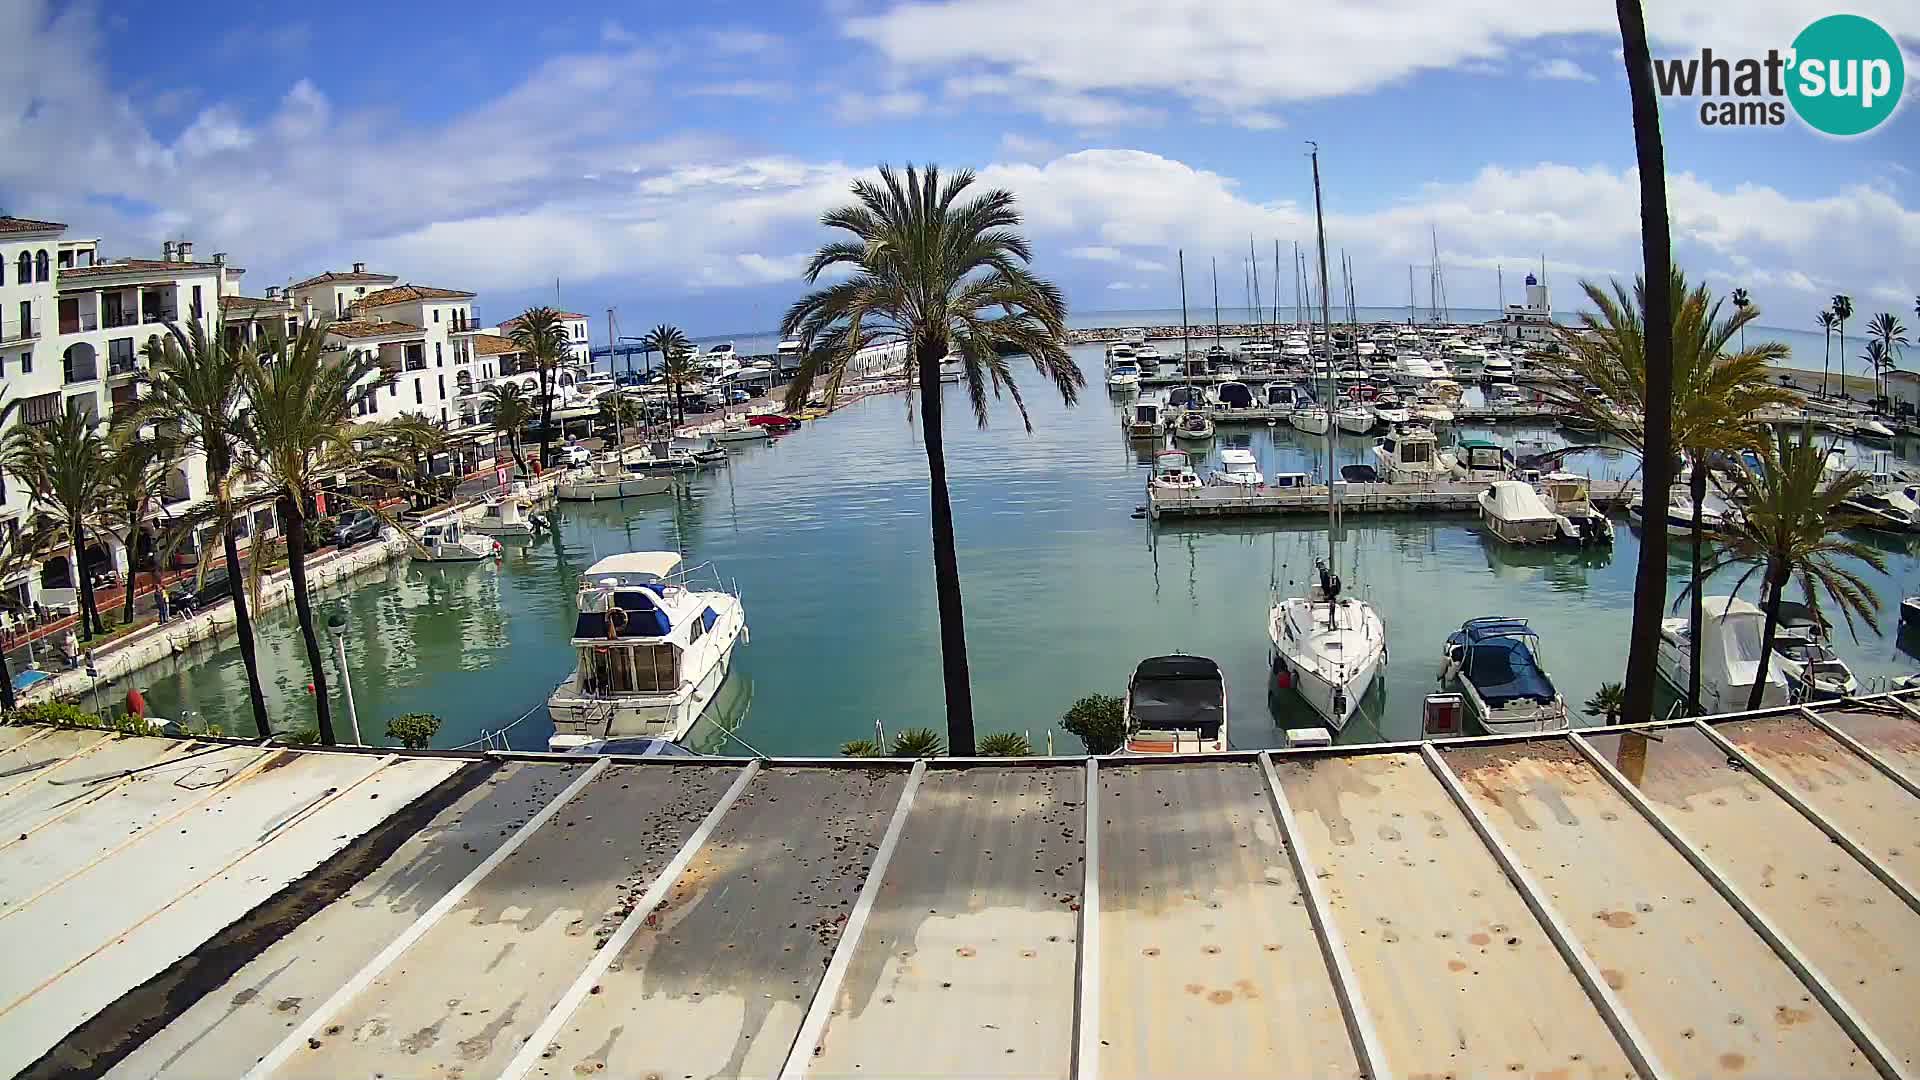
[125,338,1920,753]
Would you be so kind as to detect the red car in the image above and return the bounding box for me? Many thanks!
[746,413,801,432]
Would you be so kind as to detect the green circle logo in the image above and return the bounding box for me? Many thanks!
[1787,14,1904,136]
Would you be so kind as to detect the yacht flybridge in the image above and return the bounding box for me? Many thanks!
[547,552,748,751]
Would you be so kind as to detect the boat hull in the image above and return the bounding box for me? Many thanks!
[547,618,745,747]
[1291,412,1330,435]
[556,475,673,501]
[1269,600,1384,731]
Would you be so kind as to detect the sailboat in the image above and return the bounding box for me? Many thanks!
[1269,146,1388,731]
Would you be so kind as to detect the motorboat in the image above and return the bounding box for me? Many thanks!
[1174,409,1216,441]
[1270,560,1386,731]
[1123,654,1229,754]
[1211,448,1263,487]
[1128,399,1168,440]
[1482,353,1516,382]
[1107,361,1141,389]
[1539,473,1615,545]
[411,519,499,562]
[745,413,801,433]
[1149,449,1203,491]
[1439,617,1569,734]
[1656,595,1790,712]
[1164,385,1207,414]
[1479,480,1562,544]
[623,440,705,473]
[1769,601,1858,701]
[1134,344,1161,366]
[1268,472,1312,492]
[1372,426,1456,483]
[1105,342,1137,366]
[1372,399,1411,425]
[1628,488,1740,535]
[670,434,731,463]
[705,415,772,443]
[1213,381,1255,410]
[1290,404,1330,435]
[1841,489,1920,532]
[776,339,803,364]
[1264,383,1304,409]
[1410,401,1455,426]
[464,491,549,538]
[557,458,674,502]
[1452,438,1513,482]
[546,551,748,749]
[1334,403,1376,435]
[939,357,964,383]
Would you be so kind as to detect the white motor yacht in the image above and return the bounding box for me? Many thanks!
[1482,353,1516,382]
[1107,361,1141,389]
[1270,560,1386,730]
[1372,426,1456,483]
[1105,342,1137,367]
[1540,473,1614,545]
[1479,480,1562,544]
[547,552,748,749]
[411,519,499,562]
[682,414,771,443]
[1657,595,1790,713]
[1628,488,1740,535]
[1150,449,1203,491]
[1128,399,1169,440]
[1410,401,1455,425]
[1452,438,1513,482]
[1769,601,1859,701]
[1841,488,1920,532]
[1440,617,1569,734]
[1291,403,1330,435]
[464,490,548,538]
[1372,399,1411,425]
[1123,655,1229,754]
[1134,343,1162,366]
[1212,448,1263,487]
[557,457,674,502]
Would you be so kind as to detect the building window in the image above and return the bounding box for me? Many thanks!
[414,378,423,405]
[13,253,27,284]
[435,341,442,366]
[20,351,31,374]
[34,250,49,282]
[191,285,202,319]
[437,374,445,399]
[57,250,72,269]
[432,309,439,323]
[17,300,29,337]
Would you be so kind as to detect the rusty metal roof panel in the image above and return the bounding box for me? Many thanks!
[103,760,572,1080]
[267,763,745,1079]
[1272,751,1636,1079]
[1095,761,1359,1079]
[531,765,909,1080]
[0,755,463,1078]
[804,766,1082,1079]
[1816,705,1920,787]
[1583,726,1920,1071]
[1439,739,1871,1077]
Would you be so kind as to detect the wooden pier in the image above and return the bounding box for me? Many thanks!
[1146,478,1638,519]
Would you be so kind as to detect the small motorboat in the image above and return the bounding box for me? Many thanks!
[1372,426,1455,484]
[1628,489,1740,535]
[1211,448,1263,487]
[1290,405,1330,435]
[1656,595,1790,712]
[708,416,771,443]
[1769,601,1858,701]
[1128,399,1168,440]
[1478,480,1562,544]
[1372,396,1411,425]
[465,493,548,538]
[1334,402,1376,435]
[1452,438,1514,482]
[745,413,801,433]
[1174,409,1216,441]
[1123,654,1228,754]
[557,458,674,502]
[1440,617,1569,734]
[1213,381,1255,410]
[670,435,730,464]
[1540,472,1615,545]
[1841,489,1920,532]
[412,519,499,562]
[1107,361,1141,389]
[1149,449,1203,491]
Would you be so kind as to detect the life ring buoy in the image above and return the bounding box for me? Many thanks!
[606,606,628,640]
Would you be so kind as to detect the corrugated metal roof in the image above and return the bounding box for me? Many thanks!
[3,693,1918,1080]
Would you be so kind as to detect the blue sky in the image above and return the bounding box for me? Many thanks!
[3,0,1915,337]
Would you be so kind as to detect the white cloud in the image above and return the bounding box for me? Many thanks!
[1067,245,1167,273]
[600,20,637,45]
[833,90,927,122]
[998,133,1058,160]
[1106,281,1145,290]
[682,80,790,100]
[1529,58,1596,82]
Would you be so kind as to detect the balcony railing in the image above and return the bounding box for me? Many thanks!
[0,317,40,344]
[142,309,178,325]
[58,312,97,334]
[103,309,139,329]
[108,355,139,378]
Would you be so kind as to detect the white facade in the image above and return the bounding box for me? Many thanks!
[1492,272,1557,345]
[0,218,64,531]
[496,310,592,365]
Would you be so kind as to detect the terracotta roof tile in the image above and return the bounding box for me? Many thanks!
[469,335,523,356]
[500,310,589,328]
[355,284,476,307]
[326,319,427,340]
[57,259,221,280]
[291,269,398,289]
[220,295,290,314]
[0,216,65,234]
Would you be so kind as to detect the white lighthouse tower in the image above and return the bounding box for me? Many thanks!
[1495,263,1555,345]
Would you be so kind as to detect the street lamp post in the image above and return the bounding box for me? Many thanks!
[327,612,362,746]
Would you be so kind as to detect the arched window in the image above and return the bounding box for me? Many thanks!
[34,250,49,282]
[14,252,29,283]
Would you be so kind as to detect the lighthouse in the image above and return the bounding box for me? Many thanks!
[1494,266,1555,345]
[1523,271,1550,316]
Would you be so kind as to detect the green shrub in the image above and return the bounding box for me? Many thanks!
[6,700,102,727]
[1062,693,1126,755]
[385,712,443,750]
[888,727,945,757]
[977,731,1032,757]
[839,738,886,758]
[1583,682,1626,723]
[308,516,340,549]
[281,725,321,746]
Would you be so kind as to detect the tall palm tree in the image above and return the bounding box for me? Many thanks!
[641,324,690,382]
[482,382,533,474]
[1817,309,1838,396]
[1693,425,1885,709]
[96,439,174,626]
[1730,287,1749,350]
[1545,268,1793,713]
[3,409,108,640]
[508,308,573,469]
[129,319,271,737]
[1831,294,1854,398]
[235,321,391,745]
[1607,0,1678,725]
[658,351,699,425]
[783,164,1083,753]
[1867,312,1908,405]
[1861,340,1891,407]
[378,413,451,509]
[0,519,55,711]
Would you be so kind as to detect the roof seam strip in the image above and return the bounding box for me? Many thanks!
[1071,758,1100,1080]
[1691,720,1920,916]
[500,760,764,1080]
[779,760,925,1079]
[1258,752,1392,1080]
[0,731,113,801]
[1797,706,1920,801]
[1420,743,1669,1080]
[1566,733,1910,1080]
[241,757,613,1080]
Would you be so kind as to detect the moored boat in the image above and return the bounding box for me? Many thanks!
[1128,399,1168,440]
[411,519,500,562]
[1540,472,1614,545]
[1270,560,1385,731]
[1173,409,1216,441]
[464,492,548,538]
[1371,426,1455,484]
[1123,654,1229,754]
[1769,601,1858,701]
[1150,448,1202,491]
[1211,448,1263,487]
[1478,479,1562,544]
[1656,595,1790,712]
[1107,361,1141,389]
[1439,617,1569,734]
[1290,404,1330,434]
[557,457,674,502]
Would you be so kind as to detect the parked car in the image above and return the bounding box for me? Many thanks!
[333,509,381,548]
[729,389,752,404]
[167,566,233,616]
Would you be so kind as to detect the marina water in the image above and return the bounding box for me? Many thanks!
[121,327,1920,752]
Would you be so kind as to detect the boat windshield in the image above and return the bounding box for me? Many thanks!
[1131,680,1223,736]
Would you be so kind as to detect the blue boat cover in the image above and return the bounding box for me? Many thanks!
[1461,637,1556,707]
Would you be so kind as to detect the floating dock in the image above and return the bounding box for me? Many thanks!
[1146,478,1638,519]
[6,693,1918,1079]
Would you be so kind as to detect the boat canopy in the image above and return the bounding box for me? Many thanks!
[1484,480,1557,521]
[584,551,682,580]
[1457,632,1556,707]
[575,584,672,639]
[1216,382,1253,408]
[1219,448,1257,466]
[1130,655,1225,736]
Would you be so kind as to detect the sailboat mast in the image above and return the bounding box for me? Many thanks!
[1293,242,1302,327]
[1272,240,1281,339]
[606,306,623,447]
[1408,265,1415,325]
[1310,144,1337,561]
[1179,249,1190,371]
[1212,257,1221,347]
[1248,237,1262,341]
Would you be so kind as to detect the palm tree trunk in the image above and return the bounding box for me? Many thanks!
[916,340,976,755]
[1838,322,1846,396]
[1747,562,1785,711]
[221,511,272,738]
[281,494,336,745]
[0,640,14,712]
[1686,457,1706,714]
[73,520,101,640]
[537,368,556,469]
[1616,0,1676,727]
[120,528,139,625]
[1822,329,1831,396]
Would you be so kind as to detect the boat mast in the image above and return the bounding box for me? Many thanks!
[607,306,622,450]
[1179,249,1190,388]
[1293,242,1303,328]
[1407,265,1415,325]
[1497,264,1505,313]
[1310,143,1337,570]
[1212,257,1221,348]
[1272,239,1281,340]
[1248,237,1262,345]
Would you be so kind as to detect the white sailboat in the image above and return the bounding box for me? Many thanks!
[1269,145,1388,732]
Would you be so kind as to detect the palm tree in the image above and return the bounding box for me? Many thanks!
[1867,312,1908,405]
[783,164,1083,754]
[1693,425,1885,709]
[508,308,573,470]
[1861,340,1892,407]
[378,414,451,509]
[482,382,534,474]
[1817,309,1838,396]
[596,392,642,436]
[3,409,108,640]
[235,321,391,745]
[1831,294,1854,398]
[0,519,55,711]
[96,439,174,626]
[658,351,699,425]
[1730,287,1749,350]
[640,324,690,382]
[1607,0,1679,725]
[129,319,271,737]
